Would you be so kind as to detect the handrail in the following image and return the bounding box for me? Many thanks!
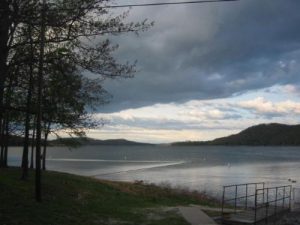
[221,182,265,216]
[254,185,292,224]
[256,185,292,191]
[223,182,265,188]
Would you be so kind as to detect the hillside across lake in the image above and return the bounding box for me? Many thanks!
[48,137,153,147]
[173,123,300,146]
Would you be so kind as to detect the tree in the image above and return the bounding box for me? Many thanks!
[40,50,109,170]
[0,0,152,201]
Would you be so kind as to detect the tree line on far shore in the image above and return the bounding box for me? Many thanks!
[0,0,152,201]
[173,123,300,146]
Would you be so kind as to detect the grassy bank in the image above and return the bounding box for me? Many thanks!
[0,168,217,225]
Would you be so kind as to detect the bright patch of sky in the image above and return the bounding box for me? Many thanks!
[87,84,300,143]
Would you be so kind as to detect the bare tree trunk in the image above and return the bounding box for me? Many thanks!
[30,121,36,169]
[0,117,7,168]
[1,66,13,168]
[0,116,5,168]
[35,0,46,202]
[0,1,11,151]
[4,142,8,167]
[21,125,30,178]
[42,122,50,171]
[42,133,47,171]
[3,114,9,167]
[21,23,35,179]
[0,126,4,167]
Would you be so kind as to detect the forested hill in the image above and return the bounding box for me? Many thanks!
[7,137,152,146]
[48,137,153,146]
[173,123,300,146]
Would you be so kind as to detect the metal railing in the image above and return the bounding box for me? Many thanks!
[254,185,292,224]
[221,182,265,215]
[221,183,292,224]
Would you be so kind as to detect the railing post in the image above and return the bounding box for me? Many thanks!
[275,187,278,215]
[245,184,248,209]
[283,186,286,209]
[263,182,265,204]
[289,185,292,211]
[222,186,225,217]
[254,189,258,224]
[265,188,269,224]
[234,185,238,213]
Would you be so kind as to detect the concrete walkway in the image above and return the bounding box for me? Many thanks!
[178,206,217,225]
[190,204,241,213]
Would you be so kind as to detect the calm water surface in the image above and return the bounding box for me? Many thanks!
[8,145,300,198]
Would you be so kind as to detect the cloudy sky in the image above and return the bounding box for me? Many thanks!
[88,0,300,143]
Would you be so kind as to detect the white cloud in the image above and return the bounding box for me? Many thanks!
[89,87,300,143]
[282,84,300,94]
[238,97,300,116]
[87,126,239,144]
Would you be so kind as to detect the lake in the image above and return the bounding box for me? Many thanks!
[7,145,300,198]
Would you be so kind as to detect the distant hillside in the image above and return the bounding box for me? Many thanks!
[173,123,300,146]
[49,137,153,146]
[7,136,152,147]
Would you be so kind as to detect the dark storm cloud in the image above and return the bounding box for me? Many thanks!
[100,0,300,112]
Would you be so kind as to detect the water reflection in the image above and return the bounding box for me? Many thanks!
[7,145,300,198]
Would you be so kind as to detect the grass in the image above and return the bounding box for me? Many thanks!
[0,168,218,225]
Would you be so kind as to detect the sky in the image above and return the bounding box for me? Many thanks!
[86,0,300,143]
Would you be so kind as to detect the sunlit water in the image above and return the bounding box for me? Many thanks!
[7,145,300,198]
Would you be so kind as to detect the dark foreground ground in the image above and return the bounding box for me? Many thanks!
[275,211,300,225]
[0,168,217,225]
